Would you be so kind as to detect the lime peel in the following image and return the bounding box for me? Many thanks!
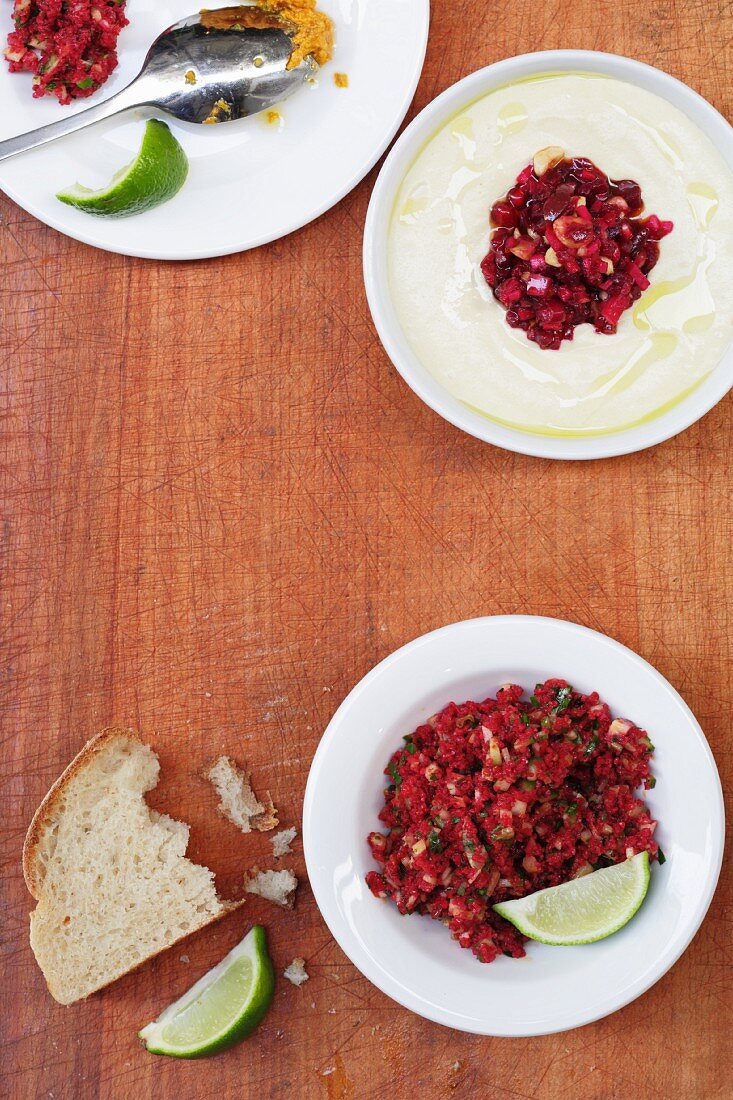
[493,852,650,946]
[56,119,188,219]
[139,925,275,1058]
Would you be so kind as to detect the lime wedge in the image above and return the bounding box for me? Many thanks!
[493,852,650,945]
[56,119,188,218]
[139,926,275,1058]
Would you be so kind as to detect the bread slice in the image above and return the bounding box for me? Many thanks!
[24,728,239,1005]
[206,755,278,833]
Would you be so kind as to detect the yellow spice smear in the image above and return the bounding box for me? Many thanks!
[201,2,333,69]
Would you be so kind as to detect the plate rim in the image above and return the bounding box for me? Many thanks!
[302,613,725,1035]
[0,0,430,260]
[362,49,733,460]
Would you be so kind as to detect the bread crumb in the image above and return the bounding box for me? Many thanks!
[180,954,190,964]
[271,826,297,858]
[283,957,309,986]
[333,71,348,88]
[207,756,278,833]
[244,867,298,909]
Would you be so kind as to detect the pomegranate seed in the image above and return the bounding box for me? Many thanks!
[480,155,674,348]
[495,278,524,305]
[490,201,519,228]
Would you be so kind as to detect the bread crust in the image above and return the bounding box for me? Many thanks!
[23,727,140,899]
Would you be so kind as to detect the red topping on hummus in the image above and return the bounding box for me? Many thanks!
[480,151,673,349]
[366,680,659,964]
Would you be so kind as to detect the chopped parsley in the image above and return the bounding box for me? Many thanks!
[387,761,402,787]
[427,830,443,853]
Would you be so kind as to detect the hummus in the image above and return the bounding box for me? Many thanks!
[388,74,733,435]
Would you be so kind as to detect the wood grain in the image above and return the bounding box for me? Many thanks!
[1,2,732,1097]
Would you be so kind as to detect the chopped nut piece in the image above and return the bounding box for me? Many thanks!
[533,145,564,177]
[544,247,561,268]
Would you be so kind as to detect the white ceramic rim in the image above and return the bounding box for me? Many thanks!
[303,614,725,1035]
[363,50,733,459]
[0,1,429,261]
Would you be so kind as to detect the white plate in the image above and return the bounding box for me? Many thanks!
[303,615,724,1035]
[363,51,733,459]
[0,0,429,259]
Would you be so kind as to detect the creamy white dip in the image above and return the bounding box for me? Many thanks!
[388,74,733,435]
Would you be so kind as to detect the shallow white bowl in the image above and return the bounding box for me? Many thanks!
[303,615,724,1035]
[0,0,429,259]
[363,51,733,459]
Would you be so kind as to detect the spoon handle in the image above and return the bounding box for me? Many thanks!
[0,82,148,163]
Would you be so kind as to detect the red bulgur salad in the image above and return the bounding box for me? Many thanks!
[366,679,660,964]
[4,0,128,104]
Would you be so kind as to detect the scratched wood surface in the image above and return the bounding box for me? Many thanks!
[2,3,732,1098]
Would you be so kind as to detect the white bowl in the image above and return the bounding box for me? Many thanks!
[303,616,724,1035]
[363,51,733,460]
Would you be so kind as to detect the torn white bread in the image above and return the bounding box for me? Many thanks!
[271,826,297,859]
[244,867,298,909]
[283,958,309,986]
[23,729,240,1005]
[207,756,278,833]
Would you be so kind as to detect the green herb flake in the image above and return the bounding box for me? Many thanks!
[529,694,540,707]
[657,847,666,865]
[427,830,442,853]
[519,712,531,727]
[553,685,573,713]
[387,761,402,787]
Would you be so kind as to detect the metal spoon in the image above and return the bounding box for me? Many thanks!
[0,8,315,162]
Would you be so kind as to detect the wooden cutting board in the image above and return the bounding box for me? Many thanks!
[2,3,731,1097]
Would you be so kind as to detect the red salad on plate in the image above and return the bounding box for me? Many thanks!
[366,679,660,964]
[4,0,129,104]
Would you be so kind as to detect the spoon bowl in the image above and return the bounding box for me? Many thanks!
[135,10,315,125]
[0,7,315,161]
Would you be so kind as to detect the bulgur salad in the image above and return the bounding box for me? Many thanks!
[366,679,660,964]
[4,0,129,104]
